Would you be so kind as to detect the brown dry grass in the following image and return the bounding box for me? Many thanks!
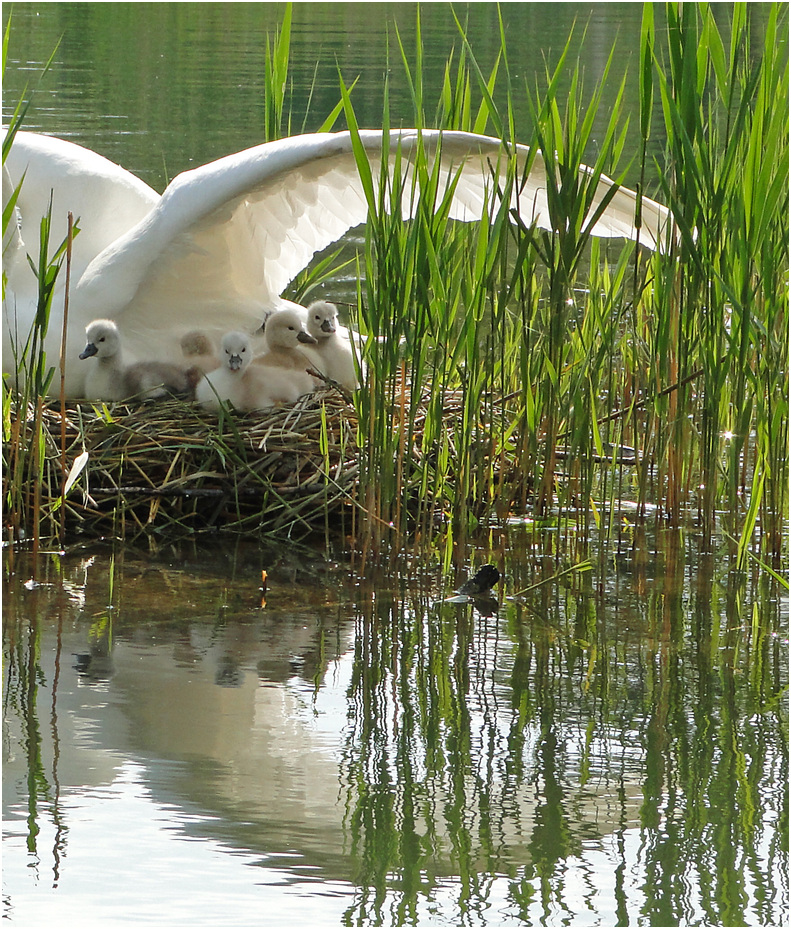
[5,387,359,543]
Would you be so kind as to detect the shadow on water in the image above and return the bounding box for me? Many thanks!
[3,527,787,926]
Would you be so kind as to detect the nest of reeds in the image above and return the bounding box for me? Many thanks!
[6,386,359,541]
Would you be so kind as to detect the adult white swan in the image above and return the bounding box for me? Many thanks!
[3,128,673,398]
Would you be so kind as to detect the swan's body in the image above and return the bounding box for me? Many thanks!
[79,318,196,400]
[3,129,675,398]
[196,330,253,411]
[300,300,362,390]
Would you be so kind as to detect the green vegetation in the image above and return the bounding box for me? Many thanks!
[2,16,76,554]
[2,4,787,586]
[340,4,787,575]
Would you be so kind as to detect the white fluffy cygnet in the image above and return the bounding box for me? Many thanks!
[252,308,319,400]
[195,330,253,411]
[78,319,130,400]
[198,323,318,412]
[79,319,196,400]
[300,300,363,390]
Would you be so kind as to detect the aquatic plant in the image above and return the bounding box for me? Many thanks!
[343,3,787,577]
[644,3,789,560]
[2,4,786,588]
[2,191,78,554]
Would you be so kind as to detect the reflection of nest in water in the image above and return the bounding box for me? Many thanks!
[20,387,359,540]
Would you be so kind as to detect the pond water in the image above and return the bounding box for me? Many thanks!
[3,530,787,927]
[3,1,673,190]
[2,3,788,927]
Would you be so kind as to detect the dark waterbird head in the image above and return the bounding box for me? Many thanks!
[456,564,501,597]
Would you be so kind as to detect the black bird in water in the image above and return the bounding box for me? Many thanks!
[445,565,500,616]
[442,564,501,611]
[455,564,501,597]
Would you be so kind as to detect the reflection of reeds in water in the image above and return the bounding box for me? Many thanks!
[2,519,785,924]
[337,528,787,924]
[2,6,787,577]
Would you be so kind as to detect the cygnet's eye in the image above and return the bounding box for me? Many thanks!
[98,337,105,343]
[240,346,246,353]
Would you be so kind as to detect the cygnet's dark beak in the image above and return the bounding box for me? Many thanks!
[320,318,336,334]
[228,354,244,371]
[79,343,98,360]
[297,330,318,344]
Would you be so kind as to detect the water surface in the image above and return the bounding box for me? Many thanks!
[3,1,677,189]
[3,531,787,926]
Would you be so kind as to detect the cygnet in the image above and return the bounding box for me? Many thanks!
[79,319,196,401]
[78,319,130,400]
[195,331,253,411]
[253,308,319,399]
[180,330,218,375]
[301,300,363,390]
[198,327,315,412]
[123,361,200,400]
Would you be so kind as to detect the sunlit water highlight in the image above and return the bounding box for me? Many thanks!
[4,760,355,926]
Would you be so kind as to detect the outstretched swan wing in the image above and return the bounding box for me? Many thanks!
[3,129,672,396]
[2,130,158,380]
[76,129,672,355]
[4,130,159,285]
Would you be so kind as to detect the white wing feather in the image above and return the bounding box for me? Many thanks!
[2,129,673,397]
